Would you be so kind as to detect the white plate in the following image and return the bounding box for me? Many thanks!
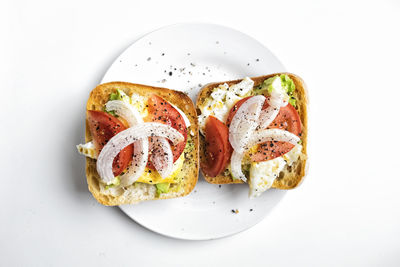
[101,23,286,240]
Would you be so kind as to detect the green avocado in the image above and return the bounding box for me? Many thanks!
[156,183,170,195]
[105,176,120,190]
[280,74,295,94]
[254,74,297,107]
[109,89,129,102]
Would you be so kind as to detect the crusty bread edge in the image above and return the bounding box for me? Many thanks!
[196,73,308,189]
[85,82,199,206]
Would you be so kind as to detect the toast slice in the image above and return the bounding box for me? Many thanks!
[196,73,308,189]
[85,82,199,205]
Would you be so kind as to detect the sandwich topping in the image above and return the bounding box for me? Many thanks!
[77,89,191,197]
[96,122,184,185]
[199,75,303,197]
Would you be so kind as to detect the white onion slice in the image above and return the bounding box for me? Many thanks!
[106,100,149,186]
[97,123,184,184]
[106,100,143,126]
[246,129,300,150]
[229,95,265,153]
[119,140,149,186]
[230,129,300,182]
[149,137,174,179]
[230,151,247,182]
[258,106,280,130]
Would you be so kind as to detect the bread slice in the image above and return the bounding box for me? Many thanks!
[85,82,199,205]
[196,73,308,189]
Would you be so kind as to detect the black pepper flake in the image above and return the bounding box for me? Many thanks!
[169,71,173,76]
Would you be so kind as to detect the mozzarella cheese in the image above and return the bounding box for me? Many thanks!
[198,78,254,134]
[249,144,303,198]
[76,141,97,159]
[229,77,254,96]
[130,93,148,118]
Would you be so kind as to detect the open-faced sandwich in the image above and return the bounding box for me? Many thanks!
[77,82,199,205]
[196,73,308,197]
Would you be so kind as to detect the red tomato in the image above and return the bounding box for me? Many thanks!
[226,96,301,162]
[146,94,188,169]
[201,116,233,177]
[87,110,133,176]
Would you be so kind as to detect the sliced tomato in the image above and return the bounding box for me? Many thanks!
[87,110,133,176]
[201,116,233,177]
[146,94,188,169]
[226,96,301,162]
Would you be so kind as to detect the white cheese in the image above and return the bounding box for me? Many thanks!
[198,78,253,134]
[229,77,254,96]
[76,141,97,159]
[249,144,303,198]
[130,93,148,118]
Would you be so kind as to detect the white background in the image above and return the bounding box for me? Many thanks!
[1,0,400,266]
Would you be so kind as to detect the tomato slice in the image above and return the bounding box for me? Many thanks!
[226,96,301,162]
[87,110,133,176]
[146,94,188,169]
[201,116,233,177]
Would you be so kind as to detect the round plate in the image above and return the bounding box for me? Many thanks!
[101,23,286,240]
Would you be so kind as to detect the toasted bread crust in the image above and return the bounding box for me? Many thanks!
[85,82,199,205]
[196,73,308,189]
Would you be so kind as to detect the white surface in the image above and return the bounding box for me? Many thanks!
[103,23,287,240]
[1,0,400,266]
